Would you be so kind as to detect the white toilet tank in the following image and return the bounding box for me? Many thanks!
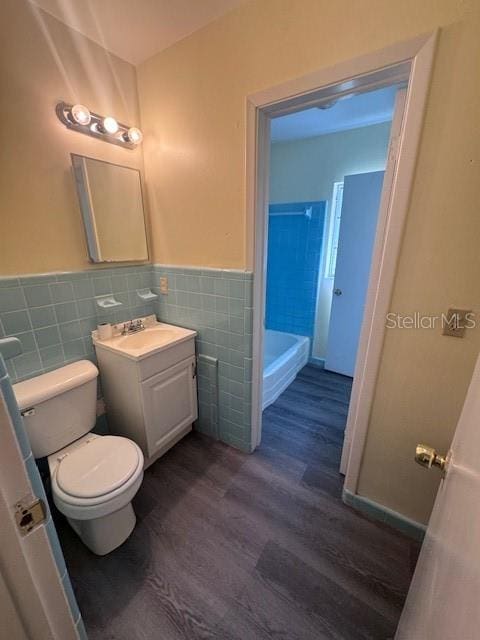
[13,360,99,458]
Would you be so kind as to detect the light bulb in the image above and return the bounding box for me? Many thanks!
[70,104,91,125]
[124,127,143,145]
[102,116,119,134]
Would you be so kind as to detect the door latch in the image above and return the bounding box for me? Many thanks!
[415,444,447,472]
[15,496,47,536]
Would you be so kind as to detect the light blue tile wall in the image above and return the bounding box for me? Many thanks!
[0,264,254,453]
[266,201,325,341]
[152,265,253,452]
[0,266,154,384]
[0,346,85,636]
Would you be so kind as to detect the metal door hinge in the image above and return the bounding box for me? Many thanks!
[192,361,197,378]
[15,496,47,536]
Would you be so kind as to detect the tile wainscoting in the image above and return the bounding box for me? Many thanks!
[0,264,254,452]
[151,265,253,452]
[0,265,154,383]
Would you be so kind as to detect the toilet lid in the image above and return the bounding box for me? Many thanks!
[56,436,140,499]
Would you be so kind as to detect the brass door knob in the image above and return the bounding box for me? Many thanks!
[415,444,447,471]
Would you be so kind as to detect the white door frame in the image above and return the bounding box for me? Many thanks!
[246,31,438,495]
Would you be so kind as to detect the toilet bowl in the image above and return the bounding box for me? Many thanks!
[14,360,144,555]
[49,433,144,555]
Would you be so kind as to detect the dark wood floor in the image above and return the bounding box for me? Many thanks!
[56,365,420,640]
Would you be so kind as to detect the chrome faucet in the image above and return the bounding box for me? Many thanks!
[122,319,145,335]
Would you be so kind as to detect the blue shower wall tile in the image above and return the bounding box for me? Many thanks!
[266,201,325,341]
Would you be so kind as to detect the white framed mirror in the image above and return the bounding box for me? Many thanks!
[71,154,149,263]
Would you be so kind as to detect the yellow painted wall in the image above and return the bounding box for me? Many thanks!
[138,0,480,523]
[0,0,144,275]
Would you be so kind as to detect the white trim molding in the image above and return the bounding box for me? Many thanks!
[246,31,439,487]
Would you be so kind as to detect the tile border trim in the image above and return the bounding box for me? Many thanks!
[342,488,426,542]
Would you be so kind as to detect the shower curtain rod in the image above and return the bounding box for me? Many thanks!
[269,206,313,218]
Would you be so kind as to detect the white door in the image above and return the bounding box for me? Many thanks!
[325,170,385,376]
[396,350,480,639]
[0,378,79,639]
[142,356,198,456]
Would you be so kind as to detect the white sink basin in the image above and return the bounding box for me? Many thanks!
[115,327,178,350]
[93,321,196,360]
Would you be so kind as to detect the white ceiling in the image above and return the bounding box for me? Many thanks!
[270,86,398,143]
[30,0,247,65]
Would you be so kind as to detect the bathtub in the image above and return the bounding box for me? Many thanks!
[263,330,310,410]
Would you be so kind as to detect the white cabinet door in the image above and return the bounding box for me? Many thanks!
[141,356,198,456]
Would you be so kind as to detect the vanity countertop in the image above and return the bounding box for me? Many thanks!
[92,317,196,361]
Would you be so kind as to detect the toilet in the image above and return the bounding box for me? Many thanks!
[13,360,144,556]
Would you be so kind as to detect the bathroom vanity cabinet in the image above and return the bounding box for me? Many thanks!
[93,321,198,468]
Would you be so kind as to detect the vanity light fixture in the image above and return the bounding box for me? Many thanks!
[56,102,143,149]
[70,104,91,126]
[101,116,119,134]
[124,127,143,145]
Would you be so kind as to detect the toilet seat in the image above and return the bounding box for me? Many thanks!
[56,436,140,499]
[49,434,144,521]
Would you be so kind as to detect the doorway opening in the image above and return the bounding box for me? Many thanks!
[248,33,437,500]
[260,83,401,501]
[266,84,398,387]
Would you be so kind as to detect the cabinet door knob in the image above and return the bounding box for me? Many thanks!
[333,288,342,296]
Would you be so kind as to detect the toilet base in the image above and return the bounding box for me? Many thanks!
[67,503,136,556]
